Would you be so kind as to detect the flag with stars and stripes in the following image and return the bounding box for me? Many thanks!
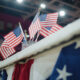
[48,42,80,80]
[29,12,58,39]
[29,12,41,39]
[39,12,58,28]
[0,27,24,59]
[4,27,24,48]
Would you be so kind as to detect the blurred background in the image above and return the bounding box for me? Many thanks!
[0,0,80,36]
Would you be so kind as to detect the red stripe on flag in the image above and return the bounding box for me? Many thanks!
[29,18,41,39]
[4,32,23,48]
[0,44,15,59]
[40,24,63,37]
[40,13,58,28]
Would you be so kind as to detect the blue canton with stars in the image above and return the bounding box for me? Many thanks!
[32,12,39,23]
[39,14,47,21]
[47,42,80,80]
[13,27,21,37]
[45,27,52,30]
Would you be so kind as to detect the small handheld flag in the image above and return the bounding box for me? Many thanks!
[0,26,24,59]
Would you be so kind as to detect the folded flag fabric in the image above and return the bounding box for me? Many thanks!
[12,59,34,80]
[48,42,80,80]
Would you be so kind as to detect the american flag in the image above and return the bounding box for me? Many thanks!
[29,12,41,39]
[4,27,24,48]
[39,12,58,27]
[40,24,63,37]
[0,27,24,59]
[48,43,80,80]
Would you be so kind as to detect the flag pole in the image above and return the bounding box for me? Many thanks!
[19,22,27,42]
[35,30,40,42]
[24,30,27,40]
[30,8,41,42]
[33,8,41,42]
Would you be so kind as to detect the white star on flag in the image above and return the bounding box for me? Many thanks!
[56,65,72,80]
[75,40,80,49]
